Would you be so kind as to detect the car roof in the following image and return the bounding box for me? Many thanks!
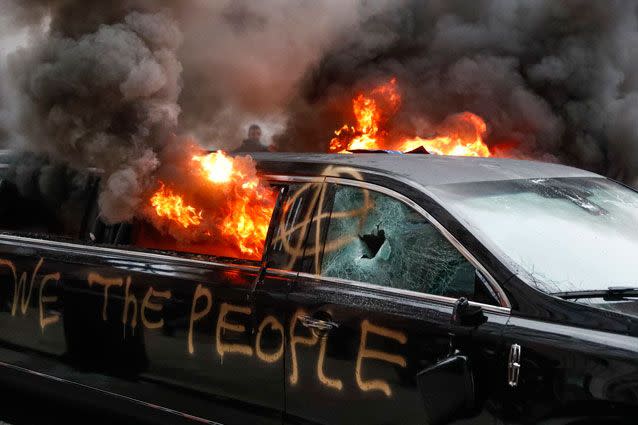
[249,152,600,187]
[0,149,601,187]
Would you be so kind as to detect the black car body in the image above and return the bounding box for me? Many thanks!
[0,151,636,425]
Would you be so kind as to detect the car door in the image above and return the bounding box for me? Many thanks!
[71,184,293,425]
[284,180,510,425]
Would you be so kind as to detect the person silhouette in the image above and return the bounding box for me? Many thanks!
[234,124,271,152]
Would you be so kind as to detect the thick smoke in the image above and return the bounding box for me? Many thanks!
[3,2,183,223]
[2,0,638,224]
[0,0,371,147]
[0,0,375,223]
[276,0,638,185]
[173,1,375,145]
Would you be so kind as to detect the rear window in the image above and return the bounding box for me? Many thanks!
[0,155,95,241]
[130,218,259,260]
[88,182,282,263]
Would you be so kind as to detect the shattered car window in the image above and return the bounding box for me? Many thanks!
[320,185,475,298]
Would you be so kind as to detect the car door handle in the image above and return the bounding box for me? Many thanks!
[299,315,339,332]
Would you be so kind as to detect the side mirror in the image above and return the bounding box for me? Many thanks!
[452,297,487,328]
[415,298,486,425]
[416,355,475,425]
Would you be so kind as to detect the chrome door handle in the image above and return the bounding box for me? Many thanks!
[299,315,339,332]
[508,343,521,387]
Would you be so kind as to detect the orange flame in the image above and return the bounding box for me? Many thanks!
[330,78,400,153]
[147,150,276,260]
[196,151,276,258]
[192,150,234,183]
[221,191,274,257]
[150,183,202,228]
[400,112,490,157]
[329,78,491,157]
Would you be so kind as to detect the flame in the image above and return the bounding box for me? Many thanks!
[200,151,276,258]
[192,150,234,183]
[329,78,400,153]
[221,192,273,257]
[400,112,490,157]
[329,78,491,157]
[150,183,202,228]
[147,150,276,260]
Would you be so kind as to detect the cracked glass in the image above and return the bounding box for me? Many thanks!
[320,185,476,298]
[429,177,638,294]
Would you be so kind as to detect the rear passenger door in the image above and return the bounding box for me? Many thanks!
[68,187,290,424]
[284,181,509,425]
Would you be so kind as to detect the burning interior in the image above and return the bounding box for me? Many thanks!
[128,77,499,262]
[139,150,278,260]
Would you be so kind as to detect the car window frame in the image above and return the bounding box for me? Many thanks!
[0,174,288,274]
[89,184,292,268]
[0,163,510,312]
[265,174,511,313]
[263,177,328,275]
[0,171,99,243]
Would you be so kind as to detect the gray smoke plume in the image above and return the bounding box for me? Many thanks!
[3,1,182,222]
[1,0,385,146]
[276,0,638,185]
[173,0,382,145]
[0,0,377,222]
[3,0,638,220]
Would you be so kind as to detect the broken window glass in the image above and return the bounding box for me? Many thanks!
[320,185,476,298]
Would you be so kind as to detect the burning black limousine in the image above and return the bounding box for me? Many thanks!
[0,150,636,425]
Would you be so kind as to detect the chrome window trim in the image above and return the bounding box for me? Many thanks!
[265,268,300,278]
[296,271,510,315]
[265,261,509,314]
[266,175,325,183]
[264,173,511,310]
[0,361,221,425]
[0,234,260,273]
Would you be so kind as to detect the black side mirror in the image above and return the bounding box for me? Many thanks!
[452,297,487,328]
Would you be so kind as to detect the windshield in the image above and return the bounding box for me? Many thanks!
[429,177,638,294]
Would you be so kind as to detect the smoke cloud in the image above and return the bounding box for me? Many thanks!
[5,7,182,222]
[174,1,376,146]
[276,0,638,185]
[0,0,378,222]
[1,0,638,227]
